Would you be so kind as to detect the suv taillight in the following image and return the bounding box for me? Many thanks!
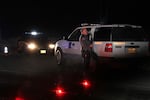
[105,43,113,52]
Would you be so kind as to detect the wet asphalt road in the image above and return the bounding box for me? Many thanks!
[0,54,150,100]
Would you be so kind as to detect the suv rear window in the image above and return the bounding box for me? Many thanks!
[112,27,148,41]
[94,27,111,41]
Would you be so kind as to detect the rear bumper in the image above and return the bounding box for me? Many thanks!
[17,48,54,55]
[98,56,150,64]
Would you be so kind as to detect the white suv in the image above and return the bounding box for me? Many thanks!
[54,24,150,65]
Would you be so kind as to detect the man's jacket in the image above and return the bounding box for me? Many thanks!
[79,34,93,51]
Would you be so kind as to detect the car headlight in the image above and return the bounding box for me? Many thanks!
[4,46,8,54]
[27,43,37,50]
[49,44,55,49]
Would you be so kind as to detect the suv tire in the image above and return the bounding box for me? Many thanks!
[56,49,64,65]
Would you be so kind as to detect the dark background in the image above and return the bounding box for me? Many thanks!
[0,0,150,39]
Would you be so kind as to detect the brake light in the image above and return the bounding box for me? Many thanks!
[105,43,113,52]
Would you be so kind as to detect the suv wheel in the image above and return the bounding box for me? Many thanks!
[56,49,64,65]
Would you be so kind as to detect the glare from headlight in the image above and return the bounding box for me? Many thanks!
[49,44,55,49]
[28,43,37,50]
[4,46,8,54]
[31,31,38,36]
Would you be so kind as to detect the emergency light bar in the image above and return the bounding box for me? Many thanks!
[81,23,142,28]
[81,23,101,26]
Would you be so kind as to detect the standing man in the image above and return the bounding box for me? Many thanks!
[79,27,98,72]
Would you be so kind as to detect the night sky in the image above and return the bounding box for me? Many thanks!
[0,0,150,39]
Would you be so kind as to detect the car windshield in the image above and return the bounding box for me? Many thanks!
[112,27,148,41]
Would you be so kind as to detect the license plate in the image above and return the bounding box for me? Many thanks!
[128,48,136,53]
[40,50,46,54]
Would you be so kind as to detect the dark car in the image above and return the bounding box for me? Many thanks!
[17,33,55,55]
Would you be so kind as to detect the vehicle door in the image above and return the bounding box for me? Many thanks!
[93,27,113,57]
[66,28,82,55]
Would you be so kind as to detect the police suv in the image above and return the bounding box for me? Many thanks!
[54,24,150,66]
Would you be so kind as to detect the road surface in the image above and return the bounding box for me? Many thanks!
[0,54,150,100]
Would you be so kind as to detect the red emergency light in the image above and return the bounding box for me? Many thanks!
[54,86,66,97]
[81,79,91,89]
[15,97,24,100]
